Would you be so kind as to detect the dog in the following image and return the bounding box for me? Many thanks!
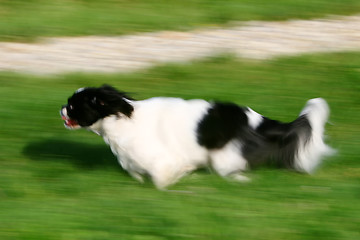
[61,85,334,189]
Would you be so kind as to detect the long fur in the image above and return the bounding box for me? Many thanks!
[61,85,334,189]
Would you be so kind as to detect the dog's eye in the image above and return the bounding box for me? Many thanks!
[69,105,74,110]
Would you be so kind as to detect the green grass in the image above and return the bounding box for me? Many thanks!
[0,52,359,239]
[1,0,360,41]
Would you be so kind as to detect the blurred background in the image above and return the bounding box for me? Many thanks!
[0,1,359,239]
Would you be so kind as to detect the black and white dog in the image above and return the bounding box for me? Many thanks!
[61,85,334,189]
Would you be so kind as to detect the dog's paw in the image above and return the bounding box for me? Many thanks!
[229,173,251,182]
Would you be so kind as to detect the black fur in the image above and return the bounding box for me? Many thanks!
[196,102,312,169]
[196,102,249,149]
[243,116,312,168]
[64,85,134,127]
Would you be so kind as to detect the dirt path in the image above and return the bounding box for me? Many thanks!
[0,15,359,75]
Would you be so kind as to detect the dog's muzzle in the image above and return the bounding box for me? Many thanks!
[60,107,80,129]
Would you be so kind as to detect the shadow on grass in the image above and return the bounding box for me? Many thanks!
[23,139,121,170]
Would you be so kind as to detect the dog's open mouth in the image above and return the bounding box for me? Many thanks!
[61,109,80,129]
[62,115,79,128]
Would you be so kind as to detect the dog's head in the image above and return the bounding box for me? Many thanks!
[60,85,134,129]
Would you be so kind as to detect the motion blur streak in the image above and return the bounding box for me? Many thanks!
[0,15,360,74]
[0,1,359,239]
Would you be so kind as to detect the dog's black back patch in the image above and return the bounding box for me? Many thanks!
[196,102,249,149]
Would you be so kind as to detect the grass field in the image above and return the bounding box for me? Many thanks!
[1,0,360,41]
[0,52,359,239]
[0,0,359,239]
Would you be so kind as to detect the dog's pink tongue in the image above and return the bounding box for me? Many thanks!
[66,119,78,126]
[62,115,78,127]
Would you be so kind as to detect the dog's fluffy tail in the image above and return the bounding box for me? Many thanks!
[245,98,335,172]
[293,98,335,172]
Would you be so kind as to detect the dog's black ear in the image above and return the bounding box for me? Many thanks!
[95,85,134,118]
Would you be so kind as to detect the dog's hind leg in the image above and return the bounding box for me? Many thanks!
[228,173,251,182]
[210,141,250,182]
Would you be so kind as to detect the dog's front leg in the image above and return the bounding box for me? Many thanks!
[150,160,196,190]
[128,171,145,183]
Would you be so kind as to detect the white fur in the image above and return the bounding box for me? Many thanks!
[295,98,335,173]
[75,87,85,93]
[210,140,250,182]
[246,107,263,129]
[89,97,212,189]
